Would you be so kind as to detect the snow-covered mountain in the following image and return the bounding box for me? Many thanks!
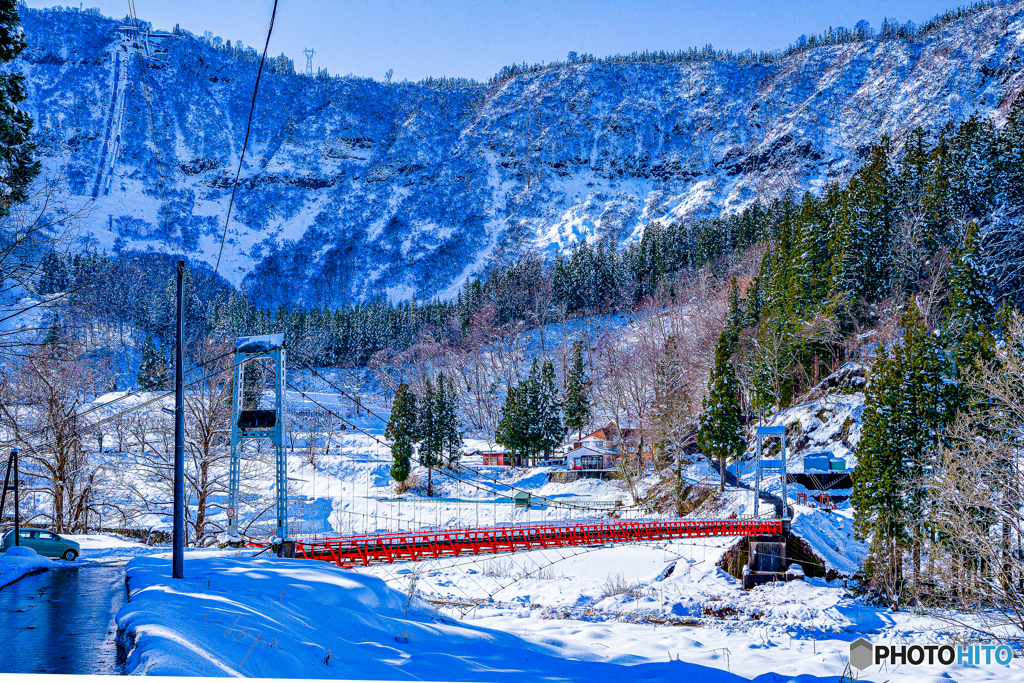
[17,2,1024,307]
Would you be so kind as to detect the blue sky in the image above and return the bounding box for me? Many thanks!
[29,1,967,81]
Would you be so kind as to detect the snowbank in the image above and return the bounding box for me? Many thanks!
[116,554,746,681]
[63,533,169,565]
[791,508,868,576]
[0,545,53,588]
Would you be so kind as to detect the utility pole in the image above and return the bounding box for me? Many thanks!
[12,448,18,547]
[1,448,19,545]
[303,47,315,77]
[172,260,185,579]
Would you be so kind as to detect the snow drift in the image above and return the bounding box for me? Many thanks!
[116,554,749,680]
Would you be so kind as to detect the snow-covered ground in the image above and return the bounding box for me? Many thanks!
[356,536,1024,682]
[8,358,1016,680]
[5,463,1016,681]
[0,531,148,588]
[116,553,746,681]
[114,541,1024,682]
[0,532,241,588]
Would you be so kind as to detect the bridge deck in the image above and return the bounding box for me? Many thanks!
[269,518,783,568]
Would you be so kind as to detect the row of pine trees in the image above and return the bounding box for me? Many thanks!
[385,341,592,490]
[385,374,463,496]
[494,343,592,467]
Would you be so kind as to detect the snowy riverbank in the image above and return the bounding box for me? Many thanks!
[115,554,749,681]
[107,532,1024,682]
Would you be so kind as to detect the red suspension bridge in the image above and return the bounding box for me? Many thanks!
[261,518,784,568]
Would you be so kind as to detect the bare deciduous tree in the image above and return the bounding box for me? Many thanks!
[925,312,1024,638]
[0,337,105,533]
[182,341,233,546]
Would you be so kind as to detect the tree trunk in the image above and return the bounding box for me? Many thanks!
[427,467,433,497]
[912,524,920,585]
[719,455,725,492]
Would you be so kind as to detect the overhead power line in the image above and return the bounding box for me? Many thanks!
[125,0,174,243]
[207,0,279,299]
[0,348,236,454]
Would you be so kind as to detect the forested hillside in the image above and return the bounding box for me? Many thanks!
[44,96,1023,389]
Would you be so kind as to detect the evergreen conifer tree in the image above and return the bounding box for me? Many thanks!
[0,0,39,216]
[38,252,69,295]
[853,303,954,593]
[853,344,911,586]
[537,359,563,458]
[723,277,745,350]
[944,222,996,386]
[137,334,170,391]
[41,313,67,356]
[438,374,464,466]
[496,383,525,467]
[946,222,994,333]
[563,341,591,441]
[416,378,443,496]
[697,329,746,491]
[386,383,417,487]
[163,264,207,354]
[829,140,898,302]
[522,359,543,465]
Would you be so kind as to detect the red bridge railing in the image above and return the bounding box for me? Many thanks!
[267,518,783,568]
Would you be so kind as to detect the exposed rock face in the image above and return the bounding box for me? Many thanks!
[19,3,1024,305]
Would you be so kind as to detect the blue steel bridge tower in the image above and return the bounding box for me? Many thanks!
[226,334,288,541]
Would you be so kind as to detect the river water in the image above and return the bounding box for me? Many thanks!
[0,566,126,674]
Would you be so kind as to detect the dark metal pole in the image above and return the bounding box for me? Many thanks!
[172,260,185,579]
[0,451,11,533]
[12,448,19,547]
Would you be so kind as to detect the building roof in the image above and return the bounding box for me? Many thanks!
[471,446,507,455]
[565,445,611,459]
[581,421,641,443]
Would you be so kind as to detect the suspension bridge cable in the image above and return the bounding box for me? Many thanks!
[285,380,648,521]
[207,0,279,299]
[0,349,252,462]
[294,369,644,514]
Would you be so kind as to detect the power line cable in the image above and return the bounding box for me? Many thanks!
[0,348,235,451]
[207,0,279,300]
[124,0,174,244]
[0,349,247,466]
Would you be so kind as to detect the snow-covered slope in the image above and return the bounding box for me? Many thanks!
[18,3,1024,306]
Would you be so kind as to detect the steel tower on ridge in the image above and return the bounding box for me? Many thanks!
[227,334,288,540]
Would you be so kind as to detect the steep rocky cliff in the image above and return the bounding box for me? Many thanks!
[17,2,1024,306]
